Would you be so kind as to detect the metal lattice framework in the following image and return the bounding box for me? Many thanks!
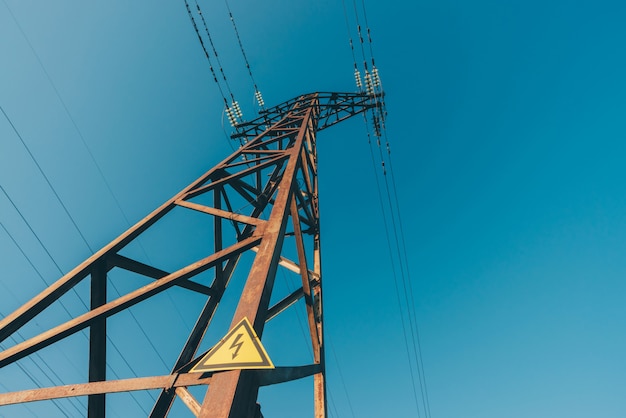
[0,92,381,417]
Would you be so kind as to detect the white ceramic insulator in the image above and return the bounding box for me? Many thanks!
[233,101,243,118]
[365,72,374,94]
[372,67,381,87]
[354,69,362,89]
[255,91,265,107]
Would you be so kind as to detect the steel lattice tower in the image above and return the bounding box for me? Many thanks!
[0,92,381,417]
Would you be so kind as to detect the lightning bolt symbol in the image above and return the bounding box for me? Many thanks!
[229,333,244,359]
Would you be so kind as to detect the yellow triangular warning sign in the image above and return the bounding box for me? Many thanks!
[190,317,274,373]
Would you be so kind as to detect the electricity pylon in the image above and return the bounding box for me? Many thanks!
[0,92,381,417]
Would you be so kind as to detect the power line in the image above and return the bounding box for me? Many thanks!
[194,0,236,103]
[0,209,150,414]
[0,106,92,255]
[0,324,76,417]
[0,279,86,417]
[366,107,431,417]
[358,0,377,67]
[183,0,229,108]
[223,0,266,110]
[2,1,195,340]
[384,135,433,417]
[350,0,368,70]
[329,345,356,418]
[0,106,159,414]
[339,1,433,415]
[363,119,423,416]
[183,0,246,131]
[2,104,170,367]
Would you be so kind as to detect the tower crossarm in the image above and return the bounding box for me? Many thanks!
[231,91,383,142]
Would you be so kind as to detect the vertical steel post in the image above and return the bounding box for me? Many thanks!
[313,235,327,418]
[198,103,317,418]
[88,260,107,418]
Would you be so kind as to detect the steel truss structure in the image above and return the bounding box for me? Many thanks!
[0,92,381,417]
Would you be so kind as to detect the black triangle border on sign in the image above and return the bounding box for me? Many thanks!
[191,317,274,372]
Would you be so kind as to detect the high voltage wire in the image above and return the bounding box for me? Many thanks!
[186,0,266,131]
[363,116,423,416]
[0,329,85,416]
[0,253,84,417]
[1,0,194,339]
[0,342,74,417]
[358,0,377,67]
[329,345,356,418]
[340,1,433,417]
[371,96,432,416]
[0,106,92,259]
[378,143,431,418]
[1,201,150,414]
[194,0,236,103]
[0,200,149,414]
[0,106,160,414]
[0,200,152,413]
[223,0,265,110]
[183,0,229,108]
[184,0,249,130]
[383,130,433,417]
[1,5,191,378]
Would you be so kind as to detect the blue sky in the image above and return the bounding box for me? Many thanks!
[2,0,626,417]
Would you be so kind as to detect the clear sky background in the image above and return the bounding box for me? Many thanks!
[2,0,626,417]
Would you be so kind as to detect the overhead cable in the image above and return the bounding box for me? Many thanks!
[0,106,160,413]
[193,0,237,104]
[224,0,266,110]
[184,0,245,128]
[3,2,193,337]
[340,1,432,415]
[183,0,229,107]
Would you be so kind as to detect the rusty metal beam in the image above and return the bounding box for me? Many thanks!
[0,373,211,406]
[175,387,202,416]
[175,199,267,227]
[251,246,320,280]
[109,254,213,296]
[266,287,305,322]
[313,234,327,418]
[185,154,288,200]
[290,194,321,361]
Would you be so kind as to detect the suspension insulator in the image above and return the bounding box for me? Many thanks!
[232,101,243,119]
[354,69,363,90]
[226,107,237,127]
[372,67,381,87]
[365,70,374,95]
[255,90,265,107]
